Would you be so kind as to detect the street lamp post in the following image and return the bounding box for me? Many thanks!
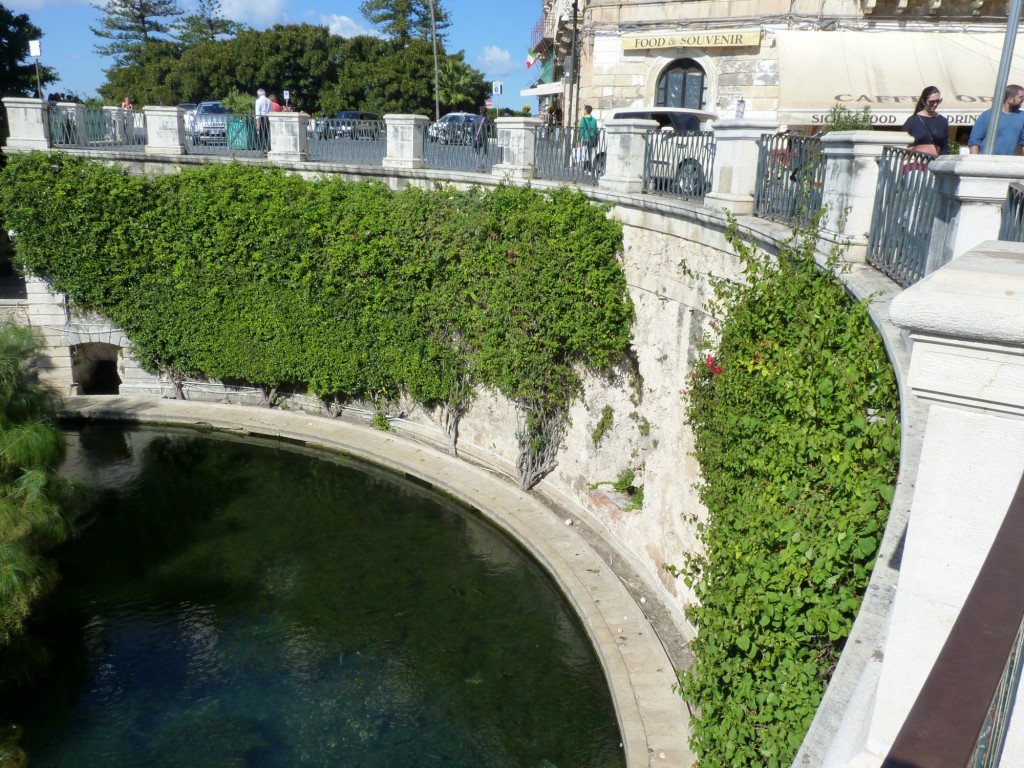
[29,39,42,100]
[429,0,440,120]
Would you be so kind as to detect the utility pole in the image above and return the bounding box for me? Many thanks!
[981,0,1022,154]
[566,0,578,133]
[429,0,440,120]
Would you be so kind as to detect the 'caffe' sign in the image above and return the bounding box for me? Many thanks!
[622,29,761,50]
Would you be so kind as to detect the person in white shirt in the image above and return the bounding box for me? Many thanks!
[255,88,272,151]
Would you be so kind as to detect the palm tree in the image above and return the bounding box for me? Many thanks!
[437,58,480,114]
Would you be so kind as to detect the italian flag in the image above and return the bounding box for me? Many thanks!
[526,50,539,68]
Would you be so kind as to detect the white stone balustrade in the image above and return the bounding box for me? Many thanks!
[923,155,1024,274]
[143,106,185,155]
[492,116,543,181]
[597,119,658,195]
[1,97,50,151]
[267,111,309,163]
[819,130,907,261]
[383,114,428,171]
[705,118,778,215]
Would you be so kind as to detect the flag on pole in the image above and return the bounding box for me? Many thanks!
[526,50,539,68]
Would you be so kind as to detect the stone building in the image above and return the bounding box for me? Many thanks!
[523,0,1024,132]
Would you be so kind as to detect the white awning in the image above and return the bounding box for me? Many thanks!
[520,81,564,98]
[775,31,1024,126]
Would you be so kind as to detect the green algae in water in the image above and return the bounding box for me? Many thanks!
[2,424,625,768]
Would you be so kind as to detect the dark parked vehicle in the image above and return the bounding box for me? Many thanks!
[428,112,482,145]
[600,107,718,195]
[313,110,384,140]
[192,101,232,144]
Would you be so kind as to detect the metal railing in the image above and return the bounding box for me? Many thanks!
[754,133,825,225]
[533,125,605,186]
[423,121,500,173]
[185,114,266,158]
[866,147,938,288]
[999,183,1024,242]
[48,106,147,150]
[641,130,716,201]
[883,471,1024,768]
[307,119,386,166]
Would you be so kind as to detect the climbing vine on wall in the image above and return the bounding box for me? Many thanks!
[677,216,900,767]
[0,153,634,489]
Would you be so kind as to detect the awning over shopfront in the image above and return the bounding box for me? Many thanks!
[775,30,1024,126]
[520,81,564,98]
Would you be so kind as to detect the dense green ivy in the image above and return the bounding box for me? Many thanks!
[678,218,900,767]
[0,153,634,488]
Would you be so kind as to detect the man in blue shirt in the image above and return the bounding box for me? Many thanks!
[969,84,1024,155]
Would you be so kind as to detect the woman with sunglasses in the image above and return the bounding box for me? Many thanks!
[902,86,949,155]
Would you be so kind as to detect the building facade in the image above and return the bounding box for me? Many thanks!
[524,0,1024,132]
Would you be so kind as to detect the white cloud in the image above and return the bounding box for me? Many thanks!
[475,45,514,76]
[219,0,288,28]
[319,14,380,38]
[5,0,90,9]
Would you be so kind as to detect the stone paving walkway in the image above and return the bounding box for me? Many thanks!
[62,396,694,768]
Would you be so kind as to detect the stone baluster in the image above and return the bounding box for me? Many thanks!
[922,155,1024,274]
[597,119,658,195]
[818,131,907,261]
[144,106,186,155]
[492,116,544,181]
[1,97,50,150]
[383,114,428,171]
[704,118,778,215]
[268,111,310,163]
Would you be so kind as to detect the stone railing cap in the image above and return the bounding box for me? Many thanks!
[889,240,1024,344]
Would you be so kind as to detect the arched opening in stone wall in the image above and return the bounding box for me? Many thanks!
[656,59,708,110]
[72,342,123,395]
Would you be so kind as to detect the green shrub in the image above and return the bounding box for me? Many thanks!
[676,216,899,767]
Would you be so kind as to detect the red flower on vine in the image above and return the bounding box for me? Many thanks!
[705,354,723,375]
[507,251,516,260]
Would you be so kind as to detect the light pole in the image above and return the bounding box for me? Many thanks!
[429,0,440,120]
[568,0,579,132]
[29,39,42,100]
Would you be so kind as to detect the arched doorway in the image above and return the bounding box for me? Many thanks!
[656,59,707,110]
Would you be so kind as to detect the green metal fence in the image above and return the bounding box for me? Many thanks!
[48,106,146,151]
[754,133,824,226]
[641,130,715,201]
[866,147,938,288]
[532,125,605,186]
[999,182,1024,242]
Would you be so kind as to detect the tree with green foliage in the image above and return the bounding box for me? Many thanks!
[0,4,58,100]
[437,56,485,113]
[91,0,183,66]
[360,0,449,44]
[173,0,243,47]
[676,216,900,767]
[0,323,82,648]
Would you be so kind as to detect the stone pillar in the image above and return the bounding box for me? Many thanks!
[704,118,778,215]
[492,116,543,181]
[597,119,658,195]
[850,240,1024,766]
[24,277,74,392]
[144,105,185,155]
[819,131,905,262]
[268,111,309,163]
[1,97,50,150]
[922,155,1024,274]
[383,114,428,171]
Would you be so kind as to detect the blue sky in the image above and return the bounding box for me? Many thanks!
[5,0,542,109]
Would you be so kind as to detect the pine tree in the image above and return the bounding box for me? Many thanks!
[174,0,242,48]
[91,0,183,66]
[360,0,449,44]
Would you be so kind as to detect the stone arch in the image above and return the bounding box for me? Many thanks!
[642,52,717,111]
[71,342,123,395]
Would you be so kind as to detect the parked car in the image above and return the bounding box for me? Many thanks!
[428,112,482,145]
[599,107,718,194]
[192,101,232,144]
[312,110,384,140]
[177,103,198,137]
